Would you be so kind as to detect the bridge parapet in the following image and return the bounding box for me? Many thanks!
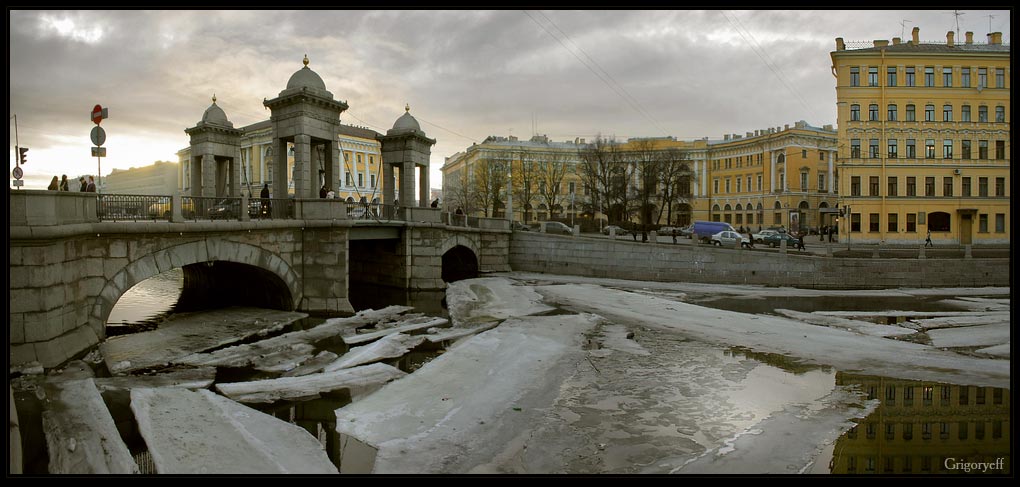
[9,189,100,226]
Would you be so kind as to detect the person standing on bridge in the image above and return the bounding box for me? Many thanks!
[319,185,327,198]
[86,176,96,192]
[59,175,69,191]
[47,176,59,191]
[260,183,271,217]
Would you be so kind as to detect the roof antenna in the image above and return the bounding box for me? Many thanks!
[899,19,912,39]
[987,14,997,34]
[952,10,965,39]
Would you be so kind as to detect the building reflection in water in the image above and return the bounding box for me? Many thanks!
[831,373,1010,474]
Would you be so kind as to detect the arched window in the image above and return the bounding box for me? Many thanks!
[712,204,721,211]
[799,201,810,210]
[735,203,744,211]
[774,201,783,209]
[928,212,951,232]
[723,204,732,211]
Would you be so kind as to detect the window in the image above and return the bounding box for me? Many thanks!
[978,105,988,122]
[925,177,935,196]
[357,154,363,164]
[888,176,898,196]
[922,422,932,440]
[568,182,575,194]
[818,173,826,191]
[995,68,1004,88]
[869,139,880,158]
[941,386,951,404]
[868,66,878,86]
[869,104,879,121]
[995,141,1005,160]
[756,175,762,191]
[943,104,953,121]
[925,104,935,121]
[887,104,897,121]
[962,177,971,197]
[995,177,1004,196]
[975,422,985,440]
[929,211,951,232]
[905,104,916,121]
[958,422,969,440]
[888,213,898,232]
[943,139,953,159]
[996,214,1005,232]
[774,212,781,224]
[907,213,916,232]
[345,172,353,186]
[369,156,374,165]
[978,67,987,88]
[847,456,857,472]
[906,139,916,158]
[888,139,898,158]
[979,214,988,232]
[746,175,751,192]
[869,176,879,196]
[995,106,1005,123]
[962,140,972,159]
[902,422,913,440]
[905,66,915,86]
[993,421,1003,439]
[725,178,730,193]
[943,177,953,197]
[850,176,860,196]
[978,140,988,159]
[962,104,971,121]
[907,177,916,196]
[370,174,377,188]
[925,139,935,159]
[849,67,860,86]
[850,139,861,158]
[943,67,953,87]
[851,213,861,232]
[736,177,741,193]
[819,150,825,161]
[801,149,807,159]
[962,67,971,87]
[885,423,896,440]
[887,66,897,86]
[923,386,934,404]
[713,179,719,194]
[358,173,364,187]
[940,422,950,439]
[800,172,808,191]
[993,388,1003,404]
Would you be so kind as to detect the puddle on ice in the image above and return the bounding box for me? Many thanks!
[687,294,966,316]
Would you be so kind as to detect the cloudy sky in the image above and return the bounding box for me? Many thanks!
[9,9,1011,190]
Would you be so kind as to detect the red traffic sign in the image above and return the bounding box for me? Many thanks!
[13,166,24,180]
[91,105,109,125]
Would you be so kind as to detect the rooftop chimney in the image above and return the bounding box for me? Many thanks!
[911,26,920,45]
[874,39,889,48]
[965,31,974,44]
[746,132,753,138]
[892,37,901,45]
[947,31,954,47]
[724,134,731,141]
[835,37,845,51]
[989,32,1002,45]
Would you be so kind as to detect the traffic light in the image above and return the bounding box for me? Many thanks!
[18,147,28,164]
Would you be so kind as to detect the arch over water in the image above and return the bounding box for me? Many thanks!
[441,245,479,283]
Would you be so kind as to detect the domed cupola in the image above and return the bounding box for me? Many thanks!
[388,104,423,135]
[286,54,328,92]
[200,94,233,128]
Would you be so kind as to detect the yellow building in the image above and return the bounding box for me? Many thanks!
[177,103,386,204]
[831,28,1010,246]
[831,373,1010,475]
[442,122,838,233]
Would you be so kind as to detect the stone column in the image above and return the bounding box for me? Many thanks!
[383,163,395,207]
[400,161,415,207]
[418,164,429,208]
[770,152,777,193]
[273,138,288,201]
[191,156,202,196]
[329,141,341,194]
[232,148,242,197]
[201,153,216,197]
[700,160,707,197]
[294,134,312,199]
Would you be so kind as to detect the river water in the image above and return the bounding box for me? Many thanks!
[102,272,1009,474]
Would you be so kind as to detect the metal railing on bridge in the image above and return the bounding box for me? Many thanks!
[97,194,172,222]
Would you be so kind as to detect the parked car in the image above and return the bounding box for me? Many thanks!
[752,229,782,243]
[541,221,573,235]
[602,225,630,236]
[762,232,799,248]
[678,225,694,238]
[207,199,240,219]
[658,226,678,235]
[710,230,751,248]
[512,221,531,231]
[147,198,195,219]
[691,220,736,243]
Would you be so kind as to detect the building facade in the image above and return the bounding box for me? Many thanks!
[442,121,838,233]
[831,28,1010,245]
[100,160,179,195]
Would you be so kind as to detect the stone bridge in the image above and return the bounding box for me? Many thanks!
[9,190,510,367]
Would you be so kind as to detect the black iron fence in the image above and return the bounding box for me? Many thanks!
[97,194,169,221]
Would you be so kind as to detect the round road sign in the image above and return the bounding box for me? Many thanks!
[92,104,104,125]
[91,126,107,146]
[13,166,24,180]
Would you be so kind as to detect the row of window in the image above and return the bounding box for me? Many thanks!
[847,212,1006,234]
[850,176,1006,198]
[869,384,1005,405]
[343,173,377,188]
[849,138,1006,160]
[849,103,1005,123]
[848,420,1005,442]
[849,66,1006,89]
[845,453,1007,474]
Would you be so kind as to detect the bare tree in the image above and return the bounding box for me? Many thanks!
[630,140,662,228]
[537,153,569,219]
[472,152,509,217]
[444,166,475,215]
[510,148,539,223]
[655,148,693,225]
[577,135,618,228]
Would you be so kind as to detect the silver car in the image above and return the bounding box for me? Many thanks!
[711,230,751,248]
[541,221,573,235]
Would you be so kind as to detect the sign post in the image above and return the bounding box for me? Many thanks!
[91,104,108,192]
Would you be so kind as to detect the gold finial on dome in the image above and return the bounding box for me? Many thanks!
[212,94,217,104]
[405,103,410,113]
[303,54,309,67]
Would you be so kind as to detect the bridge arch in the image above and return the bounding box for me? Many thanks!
[93,239,302,336]
[437,234,480,283]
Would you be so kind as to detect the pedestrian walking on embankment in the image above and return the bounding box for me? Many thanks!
[925,229,934,248]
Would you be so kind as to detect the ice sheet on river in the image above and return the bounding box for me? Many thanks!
[131,387,337,474]
[41,378,138,474]
[536,284,1009,388]
[100,307,307,374]
[333,314,600,474]
[216,362,406,404]
[445,277,555,326]
[927,323,1012,349]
